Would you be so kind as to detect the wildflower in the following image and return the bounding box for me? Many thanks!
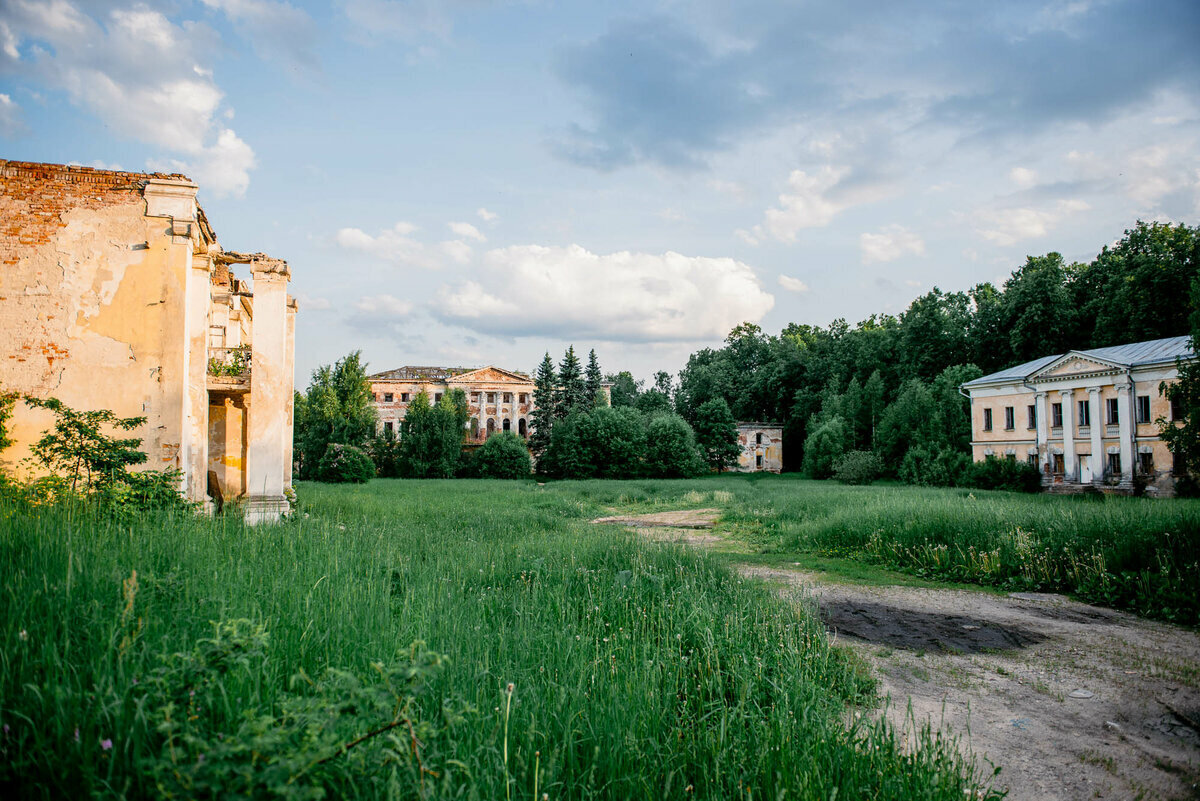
[74,728,80,743]
[506,682,515,694]
[18,629,28,641]
[100,738,113,751]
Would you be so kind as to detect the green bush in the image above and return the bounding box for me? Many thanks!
[832,450,882,485]
[964,455,1042,493]
[802,416,847,479]
[540,407,648,479]
[645,414,706,478]
[317,443,375,483]
[473,432,532,479]
[899,446,969,487]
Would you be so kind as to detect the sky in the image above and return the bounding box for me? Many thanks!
[2,0,1199,387]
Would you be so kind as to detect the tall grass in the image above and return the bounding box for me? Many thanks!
[0,480,994,799]
[623,475,1200,624]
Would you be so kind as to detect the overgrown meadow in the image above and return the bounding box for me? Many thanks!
[0,479,997,800]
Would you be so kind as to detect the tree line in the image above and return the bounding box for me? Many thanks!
[663,221,1198,486]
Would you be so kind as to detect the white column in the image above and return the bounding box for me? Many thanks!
[1035,391,1049,473]
[284,297,297,494]
[186,252,213,505]
[1116,383,1134,484]
[245,257,291,525]
[1087,387,1103,482]
[1060,389,1076,480]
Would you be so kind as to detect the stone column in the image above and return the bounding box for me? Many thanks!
[186,251,213,506]
[1060,389,1076,480]
[1116,383,1134,484]
[1035,391,1049,472]
[284,297,297,494]
[245,256,291,525]
[1087,388,1103,482]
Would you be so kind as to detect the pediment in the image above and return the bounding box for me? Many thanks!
[1030,352,1122,381]
[451,366,531,384]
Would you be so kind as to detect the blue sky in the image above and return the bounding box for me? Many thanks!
[2,0,1198,385]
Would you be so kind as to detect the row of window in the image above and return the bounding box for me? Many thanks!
[374,391,530,405]
[982,394,1170,432]
[1014,451,1160,475]
[381,418,529,438]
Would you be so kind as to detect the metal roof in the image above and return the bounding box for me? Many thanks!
[962,335,1193,388]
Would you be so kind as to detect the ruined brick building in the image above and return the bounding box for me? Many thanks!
[735,422,783,472]
[369,365,613,441]
[0,161,296,523]
[370,366,537,441]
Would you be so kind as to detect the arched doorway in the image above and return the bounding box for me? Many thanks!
[503,418,511,432]
[486,418,496,438]
[518,418,527,437]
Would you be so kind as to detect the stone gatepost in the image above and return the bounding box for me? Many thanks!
[245,256,291,525]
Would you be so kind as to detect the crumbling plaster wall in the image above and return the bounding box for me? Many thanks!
[0,164,194,480]
[735,424,783,473]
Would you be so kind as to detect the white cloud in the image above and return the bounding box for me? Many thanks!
[777,275,810,293]
[860,225,925,264]
[447,221,485,242]
[439,239,474,264]
[436,245,775,342]
[336,222,452,270]
[751,165,891,243]
[199,0,318,71]
[354,294,414,317]
[1,0,255,196]
[477,207,498,222]
[295,293,332,310]
[734,228,759,246]
[974,199,1090,246]
[0,93,25,137]
[1009,166,1038,188]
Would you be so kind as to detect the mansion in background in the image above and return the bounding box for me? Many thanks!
[0,161,297,522]
[369,365,543,442]
[962,336,1191,495]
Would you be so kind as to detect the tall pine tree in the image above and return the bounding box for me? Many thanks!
[556,345,587,419]
[529,353,557,457]
[585,349,605,407]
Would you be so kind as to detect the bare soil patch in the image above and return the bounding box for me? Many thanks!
[595,511,1200,801]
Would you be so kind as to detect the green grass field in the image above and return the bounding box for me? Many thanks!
[0,478,1004,799]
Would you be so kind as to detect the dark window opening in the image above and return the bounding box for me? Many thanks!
[1051,403,1063,428]
[1027,405,1036,430]
[756,454,763,469]
[1138,452,1154,475]
[503,393,512,403]
[1170,393,1183,420]
[1106,398,1119,425]
[1107,452,1121,475]
[401,393,410,402]
[434,393,442,403]
[1004,406,1015,430]
[1077,400,1089,427]
[1136,395,1151,424]
[383,421,394,435]
[1053,453,1065,474]
[983,408,993,431]
[518,418,527,437]
[384,392,394,403]
[756,432,763,445]
[486,418,496,437]
[488,392,496,403]
[503,418,511,432]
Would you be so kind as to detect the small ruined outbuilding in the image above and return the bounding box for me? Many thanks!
[735,422,782,472]
[0,161,297,523]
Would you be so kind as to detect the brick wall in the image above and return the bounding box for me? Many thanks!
[0,160,191,266]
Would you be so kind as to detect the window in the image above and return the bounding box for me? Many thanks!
[503,419,511,431]
[1027,452,1039,467]
[1004,406,1015,430]
[1077,400,1089,427]
[1175,450,1187,476]
[1053,453,1065,474]
[434,393,442,403]
[1136,395,1151,424]
[488,392,495,403]
[401,393,410,402]
[1107,452,1122,476]
[1171,392,1184,420]
[1106,398,1119,425]
[384,392,394,403]
[983,408,993,431]
[1027,405,1036,430]
[1005,453,1016,462]
[383,421,394,435]
[519,393,528,403]
[756,432,763,445]
[503,393,512,403]
[756,454,763,469]
[1051,403,1063,428]
[1138,452,1154,475]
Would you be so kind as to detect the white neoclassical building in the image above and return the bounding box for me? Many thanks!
[961,336,1191,495]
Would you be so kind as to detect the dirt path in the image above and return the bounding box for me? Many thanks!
[594,510,1200,801]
